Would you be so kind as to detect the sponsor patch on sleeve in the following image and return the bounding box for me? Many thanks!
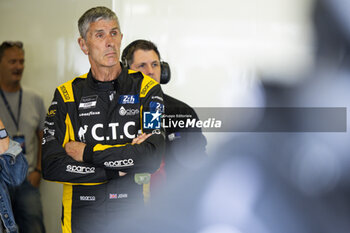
[149,101,164,113]
[47,109,57,117]
[143,111,162,129]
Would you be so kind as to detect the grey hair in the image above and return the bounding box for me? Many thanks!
[78,6,121,39]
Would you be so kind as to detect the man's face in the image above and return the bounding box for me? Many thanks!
[79,19,123,69]
[130,49,161,83]
[0,47,24,84]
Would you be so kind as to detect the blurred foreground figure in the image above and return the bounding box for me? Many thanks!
[115,0,350,232]
[115,131,350,233]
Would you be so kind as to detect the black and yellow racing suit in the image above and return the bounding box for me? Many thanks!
[42,68,165,233]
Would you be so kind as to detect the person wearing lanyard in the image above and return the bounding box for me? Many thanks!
[0,41,46,233]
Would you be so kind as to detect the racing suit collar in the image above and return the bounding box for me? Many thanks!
[86,66,128,91]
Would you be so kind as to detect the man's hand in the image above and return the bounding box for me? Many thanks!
[27,171,41,188]
[120,133,151,177]
[131,133,152,145]
[65,141,86,162]
[0,136,9,154]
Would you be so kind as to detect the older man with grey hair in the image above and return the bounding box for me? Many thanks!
[42,6,165,233]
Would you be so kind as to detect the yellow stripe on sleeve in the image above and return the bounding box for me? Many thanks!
[49,180,106,186]
[93,143,130,152]
[140,105,144,133]
[62,114,75,147]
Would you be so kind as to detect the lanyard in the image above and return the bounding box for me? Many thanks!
[0,88,22,132]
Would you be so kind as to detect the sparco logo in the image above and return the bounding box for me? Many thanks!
[66,165,95,174]
[104,159,134,168]
[80,196,96,201]
[60,86,70,100]
[141,80,155,95]
[119,106,140,116]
